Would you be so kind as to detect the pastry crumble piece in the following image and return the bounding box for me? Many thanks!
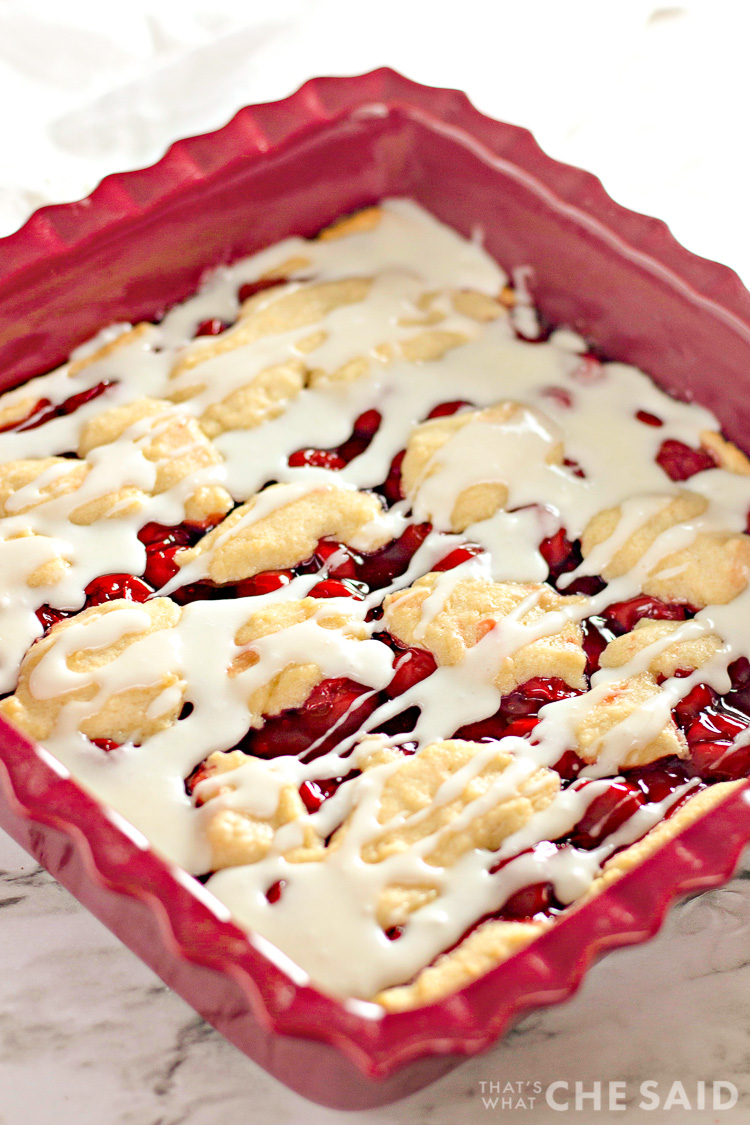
[0,598,184,745]
[383,575,587,696]
[176,483,390,585]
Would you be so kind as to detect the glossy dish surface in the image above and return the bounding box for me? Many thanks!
[1,70,750,1108]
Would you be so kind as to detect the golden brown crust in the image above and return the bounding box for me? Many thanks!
[581,491,750,606]
[332,739,559,930]
[600,618,724,679]
[67,323,155,378]
[0,598,184,744]
[374,919,548,1011]
[575,671,687,768]
[383,575,587,696]
[170,278,372,382]
[196,750,322,869]
[316,207,382,241]
[177,484,388,585]
[700,430,750,475]
[78,397,232,522]
[401,402,563,532]
[230,598,367,726]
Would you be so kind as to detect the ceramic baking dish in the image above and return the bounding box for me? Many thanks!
[1,69,750,1110]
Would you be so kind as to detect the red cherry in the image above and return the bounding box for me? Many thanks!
[689,740,750,781]
[581,615,615,675]
[353,409,382,437]
[673,683,718,728]
[433,543,484,572]
[552,749,585,780]
[426,400,472,419]
[563,457,586,479]
[381,449,405,505]
[334,410,383,464]
[238,677,379,760]
[235,570,293,597]
[91,738,120,753]
[299,775,351,813]
[266,879,286,903]
[137,522,194,549]
[387,646,437,697]
[503,677,582,716]
[656,439,717,481]
[603,594,689,636]
[138,523,197,588]
[238,277,287,303]
[35,605,68,632]
[539,528,582,584]
[194,317,229,337]
[355,523,431,590]
[627,757,690,803]
[4,380,116,434]
[502,716,540,738]
[636,409,663,427]
[288,448,347,470]
[686,710,747,744]
[308,578,366,600]
[314,540,357,579]
[502,881,553,920]
[385,925,404,941]
[84,573,153,607]
[143,546,182,588]
[58,380,116,418]
[729,657,750,692]
[569,780,644,849]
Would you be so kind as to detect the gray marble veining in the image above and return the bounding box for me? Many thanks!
[1,821,748,1125]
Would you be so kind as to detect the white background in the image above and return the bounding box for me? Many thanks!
[1,2,750,1123]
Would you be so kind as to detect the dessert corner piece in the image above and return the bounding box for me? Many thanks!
[0,198,749,1011]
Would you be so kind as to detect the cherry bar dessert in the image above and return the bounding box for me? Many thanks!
[1,201,749,1010]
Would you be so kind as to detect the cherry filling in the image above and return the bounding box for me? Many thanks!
[350,523,432,590]
[656,439,717,481]
[0,379,116,434]
[234,677,380,761]
[299,769,361,813]
[194,317,229,337]
[454,677,583,743]
[138,521,207,589]
[539,529,581,587]
[288,409,382,471]
[36,572,154,633]
[501,881,558,921]
[237,277,288,303]
[266,879,286,903]
[672,680,750,780]
[568,779,645,849]
[425,400,472,419]
[636,409,663,427]
[601,594,693,636]
[84,573,153,607]
[432,543,485,572]
[385,644,438,698]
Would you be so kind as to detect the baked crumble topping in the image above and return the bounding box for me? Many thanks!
[0,200,748,1009]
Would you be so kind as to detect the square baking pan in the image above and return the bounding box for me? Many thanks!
[1,68,750,1110]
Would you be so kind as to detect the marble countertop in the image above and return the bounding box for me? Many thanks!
[2,3,750,1122]
[2,824,749,1125]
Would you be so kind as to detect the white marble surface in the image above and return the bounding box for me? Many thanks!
[2,2,750,1123]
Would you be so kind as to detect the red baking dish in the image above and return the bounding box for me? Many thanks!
[1,69,750,1110]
